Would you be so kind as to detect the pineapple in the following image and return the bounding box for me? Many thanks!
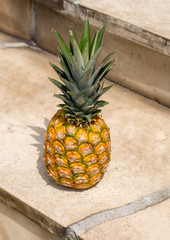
[44,18,115,189]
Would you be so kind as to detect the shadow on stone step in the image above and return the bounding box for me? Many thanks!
[29,118,83,192]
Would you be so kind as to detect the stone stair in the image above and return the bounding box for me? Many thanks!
[0,1,170,240]
[0,0,170,107]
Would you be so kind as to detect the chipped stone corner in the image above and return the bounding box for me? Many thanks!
[64,227,82,240]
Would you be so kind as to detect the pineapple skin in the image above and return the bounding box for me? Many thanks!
[44,109,111,190]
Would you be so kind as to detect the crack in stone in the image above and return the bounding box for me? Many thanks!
[68,185,170,236]
[64,227,82,240]
[30,0,36,42]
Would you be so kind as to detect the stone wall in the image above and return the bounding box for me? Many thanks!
[0,0,31,40]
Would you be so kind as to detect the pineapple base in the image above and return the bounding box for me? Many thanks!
[44,109,111,190]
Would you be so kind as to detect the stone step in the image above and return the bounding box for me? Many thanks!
[80,199,170,240]
[0,0,170,107]
[0,32,170,240]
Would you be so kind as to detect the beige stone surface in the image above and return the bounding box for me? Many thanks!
[0,44,169,228]
[0,202,60,240]
[0,0,31,40]
[81,0,170,39]
[80,199,170,240]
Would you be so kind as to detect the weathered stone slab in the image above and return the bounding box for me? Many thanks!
[0,0,31,40]
[80,0,170,56]
[36,0,170,56]
[0,42,169,235]
[80,199,170,240]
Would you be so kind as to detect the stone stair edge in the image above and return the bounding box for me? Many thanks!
[35,0,170,56]
[0,187,85,240]
[1,184,169,240]
[0,187,68,239]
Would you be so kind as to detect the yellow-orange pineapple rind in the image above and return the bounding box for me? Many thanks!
[44,110,111,189]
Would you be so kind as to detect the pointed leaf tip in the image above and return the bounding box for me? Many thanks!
[54,30,71,64]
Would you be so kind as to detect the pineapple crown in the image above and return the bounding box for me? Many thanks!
[49,18,115,123]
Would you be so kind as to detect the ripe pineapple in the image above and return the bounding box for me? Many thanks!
[44,18,115,189]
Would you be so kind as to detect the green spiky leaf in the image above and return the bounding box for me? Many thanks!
[96,25,106,51]
[80,17,91,54]
[70,30,85,69]
[90,31,98,57]
[49,18,115,123]
[82,41,89,66]
[70,55,84,83]
[53,30,71,64]
[48,77,68,91]
[92,85,113,102]
[54,94,75,106]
